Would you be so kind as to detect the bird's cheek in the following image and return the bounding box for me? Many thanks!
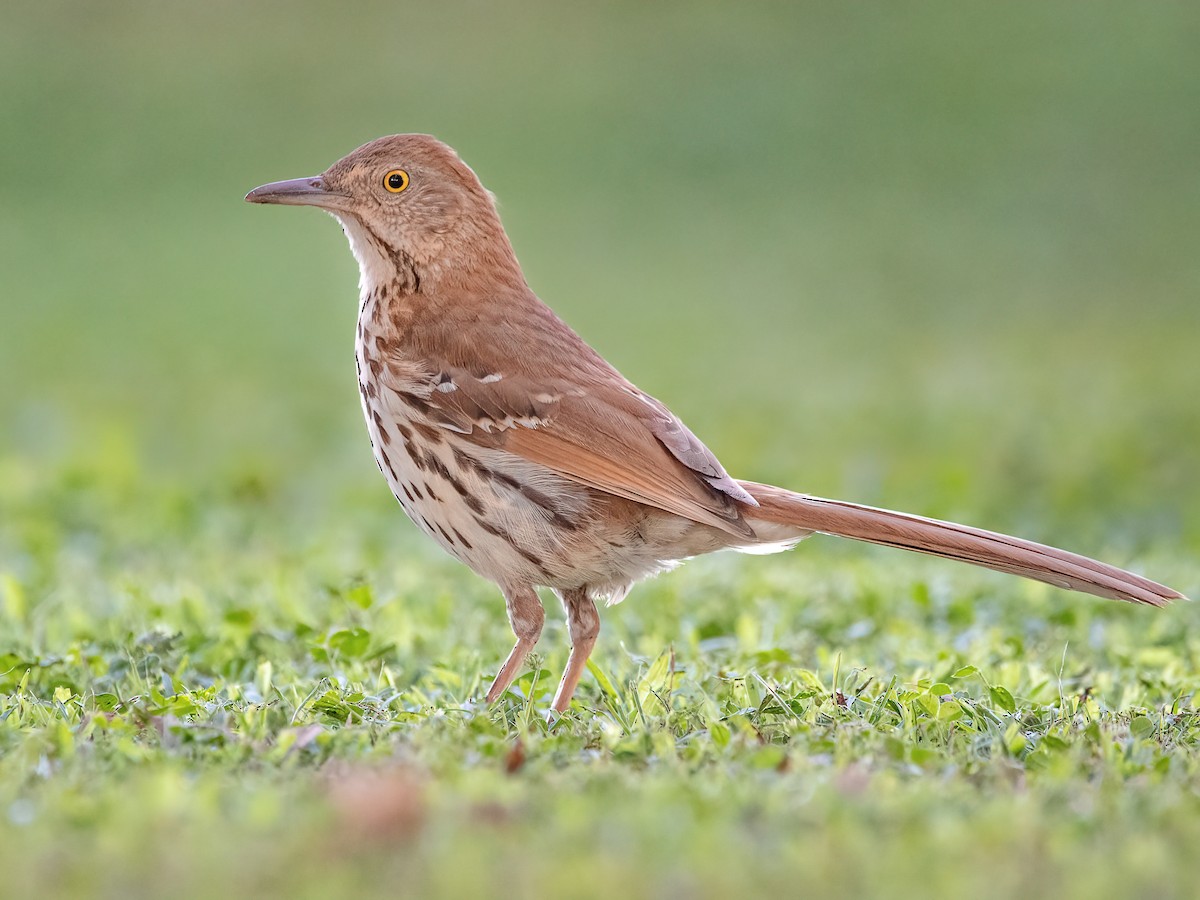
[422,193,463,235]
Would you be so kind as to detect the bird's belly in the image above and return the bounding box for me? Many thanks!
[359,391,714,597]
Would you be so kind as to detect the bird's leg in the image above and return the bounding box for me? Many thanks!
[485,584,545,703]
[550,587,601,715]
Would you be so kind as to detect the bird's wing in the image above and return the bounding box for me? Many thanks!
[393,365,756,538]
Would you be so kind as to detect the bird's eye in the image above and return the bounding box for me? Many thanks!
[383,169,410,193]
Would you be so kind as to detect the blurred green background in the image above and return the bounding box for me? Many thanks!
[2,3,1199,898]
[3,1,1197,538]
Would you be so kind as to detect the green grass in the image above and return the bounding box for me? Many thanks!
[2,3,1198,898]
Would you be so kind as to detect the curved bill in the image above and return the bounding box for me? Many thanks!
[244,176,350,211]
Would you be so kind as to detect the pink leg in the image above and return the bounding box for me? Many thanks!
[550,587,601,714]
[485,584,545,703]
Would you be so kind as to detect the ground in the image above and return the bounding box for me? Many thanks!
[1,4,1198,898]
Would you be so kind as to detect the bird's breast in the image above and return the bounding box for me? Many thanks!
[352,298,733,599]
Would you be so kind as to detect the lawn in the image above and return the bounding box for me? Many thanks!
[2,3,1198,898]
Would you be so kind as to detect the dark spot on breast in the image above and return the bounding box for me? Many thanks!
[495,469,578,531]
[401,483,414,502]
[444,468,480,504]
[417,453,463,504]
[436,523,455,545]
[404,443,427,471]
[424,453,480,513]
[451,447,578,530]
[525,489,579,530]
[398,391,432,415]
[423,450,453,484]
[451,447,476,471]
[382,454,399,481]
[411,421,443,444]
[476,518,505,539]
[514,545,545,570]
[488,468,520,491]
[395,421,413,441]
[452,527,473,550]
[473,516,546,575]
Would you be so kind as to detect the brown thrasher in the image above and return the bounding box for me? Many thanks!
[247,134,1183,714]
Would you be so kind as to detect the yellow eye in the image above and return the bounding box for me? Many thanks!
[383,169,409,193]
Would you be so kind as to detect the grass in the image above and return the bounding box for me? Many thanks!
[2,3,1199,898]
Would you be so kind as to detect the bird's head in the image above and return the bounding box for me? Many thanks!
[246,134,518,295]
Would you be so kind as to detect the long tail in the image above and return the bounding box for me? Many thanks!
[739,481,1185,607]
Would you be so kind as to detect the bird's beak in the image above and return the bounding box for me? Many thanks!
[244,176,351,211]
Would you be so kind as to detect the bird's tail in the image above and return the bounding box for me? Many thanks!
[738,481,1184,607]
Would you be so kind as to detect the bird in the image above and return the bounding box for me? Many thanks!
[246,134,1184,715]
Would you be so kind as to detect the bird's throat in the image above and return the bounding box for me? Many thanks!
[335,213,421,299]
